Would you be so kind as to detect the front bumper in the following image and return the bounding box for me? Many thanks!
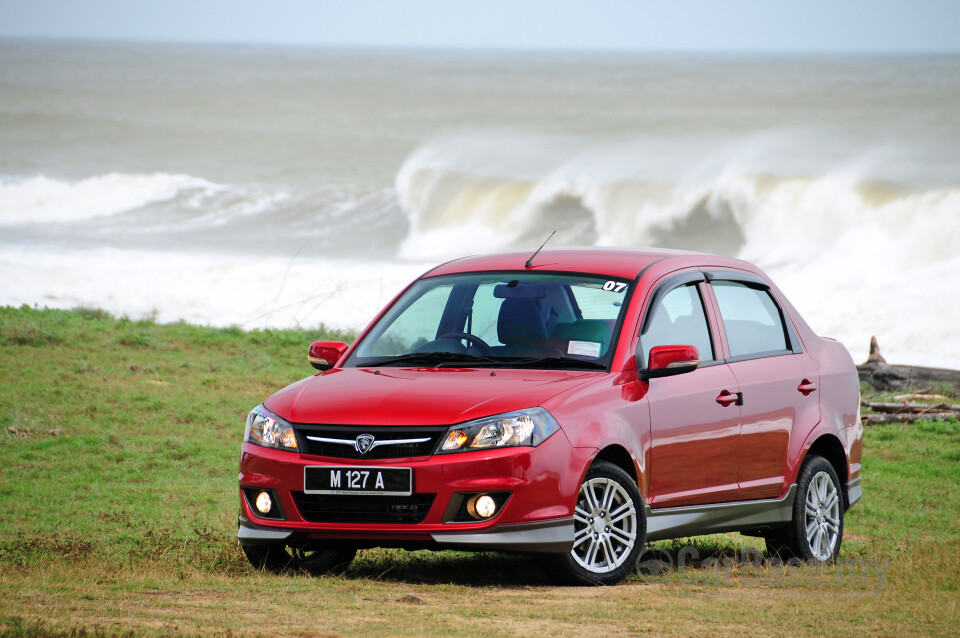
[237,428,586,553]
[238,514,574,553]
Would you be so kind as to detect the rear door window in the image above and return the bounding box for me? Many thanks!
[711,281,789,357]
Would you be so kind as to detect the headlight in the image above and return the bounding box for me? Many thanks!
[245,405,298,451]
[436,408,559,454]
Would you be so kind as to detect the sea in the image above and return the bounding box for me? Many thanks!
[2,40,958,367]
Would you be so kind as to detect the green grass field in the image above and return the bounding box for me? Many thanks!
[1,306,957,637]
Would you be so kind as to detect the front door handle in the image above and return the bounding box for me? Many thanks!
[716,390,742,406]
[797,379,818,395]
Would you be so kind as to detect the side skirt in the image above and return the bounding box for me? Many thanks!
[846,476,862,510]
[645,485,797,542]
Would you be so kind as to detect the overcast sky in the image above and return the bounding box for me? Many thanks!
[1,0,958,53]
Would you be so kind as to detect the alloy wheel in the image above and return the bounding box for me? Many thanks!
[803,470,841,561]
[571,477,639,573]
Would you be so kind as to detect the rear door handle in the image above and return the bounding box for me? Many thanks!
[716,390,742,406]
[797,379,818,395]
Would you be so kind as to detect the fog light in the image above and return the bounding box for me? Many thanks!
[468,494,497,519]
[255,491,272,515]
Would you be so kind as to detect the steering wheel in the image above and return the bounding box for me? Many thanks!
[436,332,493,356]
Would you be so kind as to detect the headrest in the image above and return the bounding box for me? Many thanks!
[497,297,548,344]
[493,281,546,299]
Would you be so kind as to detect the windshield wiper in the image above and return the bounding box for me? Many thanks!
[360,352,502,368]
[502,356,608,371]
[359,352,607,371]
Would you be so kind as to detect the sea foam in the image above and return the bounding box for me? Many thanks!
[1,245,431,333]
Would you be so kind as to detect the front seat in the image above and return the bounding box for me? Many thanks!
[497,297,557,357]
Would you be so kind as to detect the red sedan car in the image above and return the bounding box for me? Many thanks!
[238,248,862,585]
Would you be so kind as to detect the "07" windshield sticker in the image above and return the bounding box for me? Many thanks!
[603,281,628,293]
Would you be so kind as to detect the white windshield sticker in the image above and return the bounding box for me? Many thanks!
[603,281,628,293]
[568,340,602,358]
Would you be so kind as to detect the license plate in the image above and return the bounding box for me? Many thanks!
[304,466,412,496]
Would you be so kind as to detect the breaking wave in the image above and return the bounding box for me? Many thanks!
[0,173,406,256]
[395,141,960,270]
[0,173,224,225]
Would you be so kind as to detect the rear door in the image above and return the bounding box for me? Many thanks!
[705,277,820,500]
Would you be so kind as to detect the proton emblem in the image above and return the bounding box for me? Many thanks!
[355,434,376,455]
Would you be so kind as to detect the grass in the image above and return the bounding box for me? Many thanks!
[0,305,957,637]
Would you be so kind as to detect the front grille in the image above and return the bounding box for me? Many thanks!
[292,492,436,524]
[294,424,446,460]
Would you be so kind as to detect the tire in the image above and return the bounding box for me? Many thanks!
[762,527,795,560]
[545,460,646,585]
[292,543,357,576]
[773,455,844,564]
[241,543,296,573]
[242,542,357,576]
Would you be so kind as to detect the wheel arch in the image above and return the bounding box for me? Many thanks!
[591,444,640,487]
[802,434,850,509]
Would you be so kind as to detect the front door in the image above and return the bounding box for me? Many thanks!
[641,280,742,507]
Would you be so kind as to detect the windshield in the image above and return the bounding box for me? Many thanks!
[346,272,631,370]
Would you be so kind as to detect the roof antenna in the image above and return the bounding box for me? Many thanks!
[525,230,556,269]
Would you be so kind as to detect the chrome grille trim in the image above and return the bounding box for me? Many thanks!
[305,435,432,453]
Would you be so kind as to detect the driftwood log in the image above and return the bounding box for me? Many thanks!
[893,393,953,403]
[856,337,960,393]
[861,401,960,414]
[862,412,959,426]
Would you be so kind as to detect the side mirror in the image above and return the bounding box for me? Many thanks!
[638,345,700,380]
[308,341,348,371]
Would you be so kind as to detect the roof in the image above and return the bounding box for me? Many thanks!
[424,246,757,281]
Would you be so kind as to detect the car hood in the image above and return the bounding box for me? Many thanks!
[263,367,599,426]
